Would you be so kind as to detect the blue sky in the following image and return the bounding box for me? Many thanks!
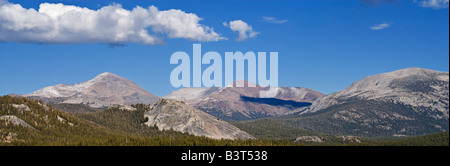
[0,0,449,97]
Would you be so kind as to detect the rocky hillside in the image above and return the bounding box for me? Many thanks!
[281,68,449,137]
[0,96,265,145]
[0,96,94,144]
[23,72,159,110]
[144,98,255,140]
[1,96,447,145]
[165,81,323,120]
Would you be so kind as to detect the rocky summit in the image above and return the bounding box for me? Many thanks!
[144,98,255,140]
[292,68,449,117]
[23,72,159,109]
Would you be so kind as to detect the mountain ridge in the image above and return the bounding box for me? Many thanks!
[290,67,449,117]
[23,72,159,110]
[165,81,324,120]
[278,67,449,137]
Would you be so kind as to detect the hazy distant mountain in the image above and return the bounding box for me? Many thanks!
[144,98,255,140]
[165,80,324,121]
[23,72,159,109]
[282,68,449,137]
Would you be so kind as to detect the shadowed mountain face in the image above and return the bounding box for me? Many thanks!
[23,72,159,109]
[282,68,449,137]
[240,96,312,108]
[165,81,324,121]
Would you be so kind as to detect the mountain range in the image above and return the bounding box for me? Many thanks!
[1,90,448,145]
[6,67,449,139]
[23,73,324,121]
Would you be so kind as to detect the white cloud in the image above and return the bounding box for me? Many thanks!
[369,23,391,30]
[223,20,259,41]
[417,0,449,9]
[0,1,225,45]
[261,16,288,24]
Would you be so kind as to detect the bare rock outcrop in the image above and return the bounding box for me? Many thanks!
[0,115,35,129]
[144,98,255,140]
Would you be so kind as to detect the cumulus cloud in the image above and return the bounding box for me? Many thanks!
[261,16,288,24]
[0,1,225,45]
[417,0,449,9]
[223,20,259,41]
[369,23,391,30]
